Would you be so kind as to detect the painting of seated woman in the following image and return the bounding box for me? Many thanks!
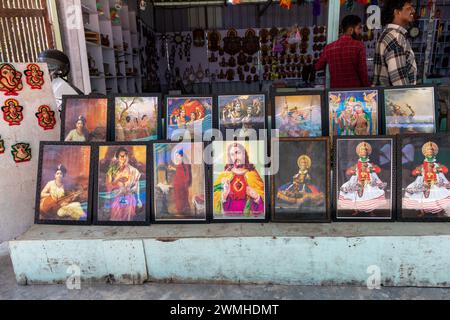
[36,143,92,224]
[62,96,108,142]
[272,138,329,222]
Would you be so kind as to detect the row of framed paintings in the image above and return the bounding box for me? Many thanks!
[60,84,438,143]
[36,133,450,226]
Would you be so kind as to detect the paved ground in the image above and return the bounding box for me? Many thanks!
[1,253,450,300]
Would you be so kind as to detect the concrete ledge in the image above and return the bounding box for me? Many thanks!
[9,223,450,287]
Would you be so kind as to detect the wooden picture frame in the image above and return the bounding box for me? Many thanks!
[92,142,151,226]
[110,94,163,142]
[216,93,269,141]
[210,139,270,223]
[397,133,450,221]
[381,84,438,135]
[333,135,396,222]
[164,94,215,142]
[326,87,381,137]
[150,140,210,224]
[35,142,94,225]
[271,137,331,223]
[271,90,326,138]
[61,95,111,142]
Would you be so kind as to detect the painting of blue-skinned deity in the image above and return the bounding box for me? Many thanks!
[329,89,379,136]
[272,138,330,222]
[166,96,213,140]
[274,94,323,137]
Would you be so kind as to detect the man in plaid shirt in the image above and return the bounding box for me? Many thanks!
[315,15,369,89]
[373,0,417,86]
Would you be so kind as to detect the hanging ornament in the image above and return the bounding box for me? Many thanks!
[345,0,354,10]
[35,105,56,130]
[2,99,24,126]
[0,136,4,154]
[184,33,192,62]
[280,0,293,9]
[11,143,31,163]
[24,63,45,90]
[340,0,346,5]
[231,0,241,4]
[0,63,23,96]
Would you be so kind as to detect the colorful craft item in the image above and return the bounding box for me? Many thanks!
[0,63,23,96]
[24,63,45,90]
[0,136,4,154]
[2,98,24,126]
[280,0,292,9]
[11,143,31,163]
[35,105,56,130]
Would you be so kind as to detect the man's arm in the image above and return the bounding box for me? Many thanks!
[357,44,370,87]
[384,37,410,86]
[315,48,327,71]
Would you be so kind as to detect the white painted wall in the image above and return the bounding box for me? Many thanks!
[0,63,60,243]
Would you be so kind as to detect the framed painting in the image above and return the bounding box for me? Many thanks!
[35,142,93,225]
[271,137,330,222]
[334,136,396,221]
[61,95,109,142]
[165,95,214,141]
[327,88,380,136]
[211,140,269,222]
[382,85,437,135]
[111,94,162,142]
[151,141,208,223]
[272,91,325,137]
[92,142,151,226]
[397,133,450,221]
[217,93,268,140]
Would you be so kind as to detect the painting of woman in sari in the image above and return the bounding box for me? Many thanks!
[96,145,147,223]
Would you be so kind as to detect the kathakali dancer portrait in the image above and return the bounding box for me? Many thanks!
[329,90,379,136]
[213,140,266,220]
[218,94,266,139]
[95,144,148,224]
[62,96,108,142]
[273,94,323,137]
[114,96,160,142]
[272,138,329,222]
[400,136,450,219]
[384,86,436,135]
[36,144,92,224]
[335,138,394,220]
[153,142,207,222]
[166,96,213,140]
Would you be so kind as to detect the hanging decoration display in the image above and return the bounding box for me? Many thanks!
[0,63,23,96]
[11,142,31,163]
[280,0,293,9]
[0,136,4,154]
[24,63,45,90]
[35,105,56,130]
[2,98,24,126]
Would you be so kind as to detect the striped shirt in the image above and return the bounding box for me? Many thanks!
[373,24,417,86]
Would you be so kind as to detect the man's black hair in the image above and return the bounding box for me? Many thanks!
[381,0,413,26]
[341,15,362,32]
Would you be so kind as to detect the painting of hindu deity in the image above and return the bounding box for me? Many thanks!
[273,93,323,137]
[152,142,207,222]
[166,96,213,140]
[329,89,379,136]
[114,96,160,142]
[335,137,395,220]
[94,144,149,225]
[272,138,330,222]
[383,86,436,135]
[62,96,109,142]
[218,94,266,139]
[212,140,267,221]
[399,134,450,220]
[35,143,92,225]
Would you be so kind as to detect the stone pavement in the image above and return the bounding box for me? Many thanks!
[1,253,450,300]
